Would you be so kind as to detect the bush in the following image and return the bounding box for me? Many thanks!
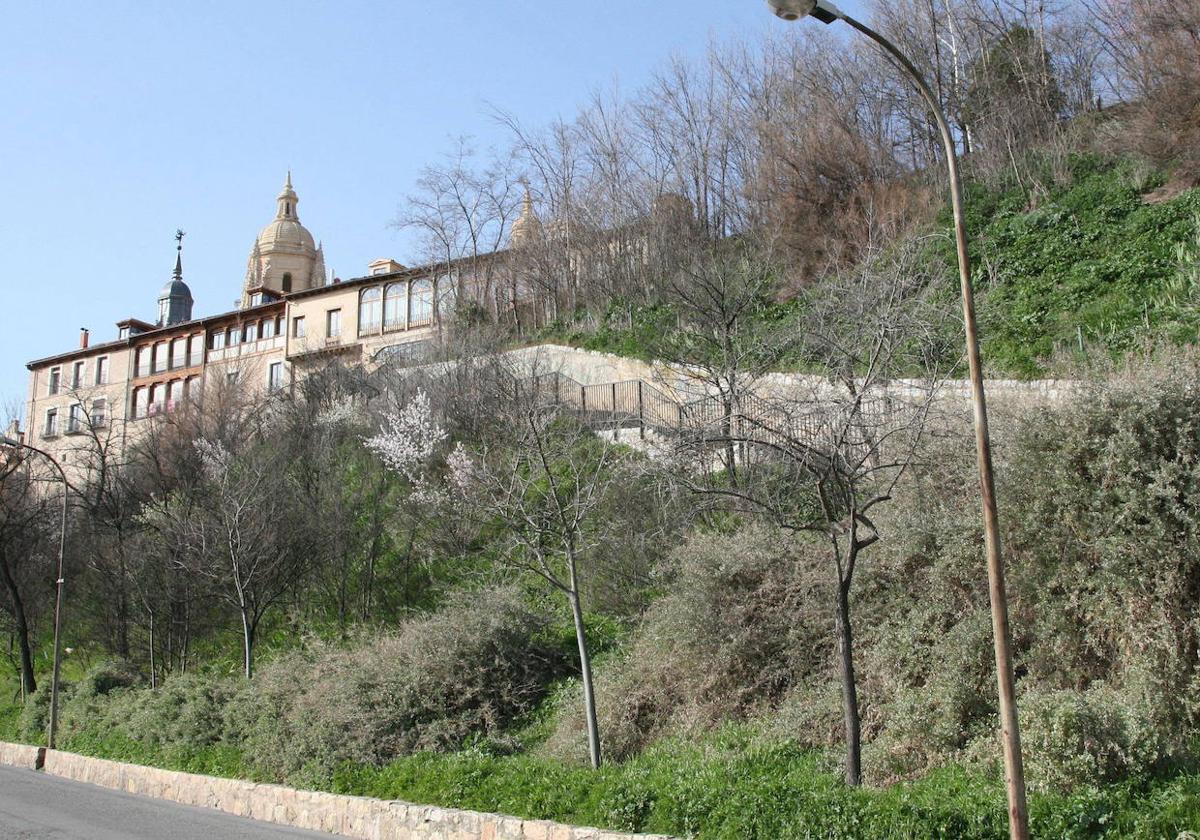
[543,524,828,763]
[232,586,569,783]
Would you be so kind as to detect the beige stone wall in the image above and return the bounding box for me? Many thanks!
[506,344,1077,408]
[0,744,677,840]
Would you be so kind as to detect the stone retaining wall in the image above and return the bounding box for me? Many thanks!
[0,743,676,840]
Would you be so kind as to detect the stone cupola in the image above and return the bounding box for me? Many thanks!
[509,189,542,248]
[242,172,326,307]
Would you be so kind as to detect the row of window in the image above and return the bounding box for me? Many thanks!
[129,363,287,420]
[130,376,202,419]
[357,278,446,337]
[47,357,110,395]
[48,277,451,401]
[135,334,204,378]
[209,315,284,350]
[43,399,107,438]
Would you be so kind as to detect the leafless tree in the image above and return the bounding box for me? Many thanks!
[672,241,953,785]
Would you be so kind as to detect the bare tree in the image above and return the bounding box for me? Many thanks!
[0,448,55,699]
[673,242,952,785]
[451,410,624,770]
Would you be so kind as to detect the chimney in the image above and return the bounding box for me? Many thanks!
[80,328,90,349]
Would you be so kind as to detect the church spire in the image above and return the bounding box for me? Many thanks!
[158,229,194,327]
[510,187,541,248]
[173,228,184,281]
[276,171,299,220]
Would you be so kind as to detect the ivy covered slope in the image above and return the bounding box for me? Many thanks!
[968,156,1200,377]
[544,156,1200,380]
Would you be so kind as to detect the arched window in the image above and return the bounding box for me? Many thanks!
[435,274,455,321]
[281,273,293,293]
[358,287,382,336]
[384,283,406,331]
[409,279,433,327]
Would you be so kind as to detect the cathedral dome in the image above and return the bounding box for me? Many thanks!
[242,173,326,305]
[255,174,316,252]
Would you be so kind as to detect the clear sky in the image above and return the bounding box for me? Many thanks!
[0,0,866,418]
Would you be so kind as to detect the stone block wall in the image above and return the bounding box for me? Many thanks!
[0,743,677,840]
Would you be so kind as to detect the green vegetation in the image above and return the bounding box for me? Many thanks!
[969,156,1200,375]
[539,157,1200,381]
[5,351,1200,836]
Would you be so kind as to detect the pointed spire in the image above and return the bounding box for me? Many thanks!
[173,228,185,281]
[276,172,299,219]
[511,186,541,247]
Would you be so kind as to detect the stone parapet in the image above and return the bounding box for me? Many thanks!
[0,743,677,840]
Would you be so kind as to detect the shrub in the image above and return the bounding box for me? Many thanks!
[543,524,828,763]
[233,586,569,783]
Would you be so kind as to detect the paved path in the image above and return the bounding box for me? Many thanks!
[0,764,338,839]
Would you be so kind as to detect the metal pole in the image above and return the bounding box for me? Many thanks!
[827,9,1030,837]
[0,437,69,751]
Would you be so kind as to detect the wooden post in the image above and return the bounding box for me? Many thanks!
[638,381,646,440]
[612,382,619,440]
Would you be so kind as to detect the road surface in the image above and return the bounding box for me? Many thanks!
[0,764,338,839]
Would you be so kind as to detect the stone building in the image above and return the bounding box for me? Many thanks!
[20,175,465,481]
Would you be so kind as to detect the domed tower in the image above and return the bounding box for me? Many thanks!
[242,172,326,307]
[158,230,194,326]
[509,189,542,248]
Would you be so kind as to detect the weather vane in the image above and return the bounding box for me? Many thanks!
[175,229,186,250]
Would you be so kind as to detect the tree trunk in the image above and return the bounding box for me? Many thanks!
[148,609,157,689]
[567,585,602,769]
[0,556,36,697]
[834,578,861,786]
[240,607,255,680]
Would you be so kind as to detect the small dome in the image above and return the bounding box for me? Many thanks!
[160,277,193,300]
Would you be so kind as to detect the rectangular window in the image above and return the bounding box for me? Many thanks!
[171,338,186,369]
[227,370,239,386]
[261,318,275,339]
[48,367,61,395]
[326,309,341,338]
[72,360,85,388]
[228,327,240,347]
[44,408,59,437]
[136,346,151,377]
[168,380,184,410]
[92,398,108,428]
[211,330,226,350]
[67,404,83,433]
[132,387,147,419]
[292,316,306,338]
[149,384,165,415]
[268,362,284,392]
[244,322,258,343]
[95,356,109,385]
[153,341,168,374]
[188,335,203,366]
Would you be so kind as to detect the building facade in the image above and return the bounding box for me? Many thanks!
[21,175,466,479]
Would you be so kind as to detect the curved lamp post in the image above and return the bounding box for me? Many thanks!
[1,435,69,751]
[763,2,1030,838]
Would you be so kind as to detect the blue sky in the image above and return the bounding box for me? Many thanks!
[0,0,865,417]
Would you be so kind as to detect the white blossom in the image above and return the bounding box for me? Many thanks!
[364,390,448,486]
[446,442,475,493]
[195,438,232,478]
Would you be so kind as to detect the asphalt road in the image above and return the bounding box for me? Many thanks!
[0,764,339,839]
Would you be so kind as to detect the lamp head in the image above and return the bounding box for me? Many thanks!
[767,0,816,20]
[766,0,842,23]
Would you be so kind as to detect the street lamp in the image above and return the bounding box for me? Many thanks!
[1,435,69,752]
[764,2,1030,839]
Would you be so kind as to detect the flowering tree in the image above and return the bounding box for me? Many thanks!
[366,390,620,769]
